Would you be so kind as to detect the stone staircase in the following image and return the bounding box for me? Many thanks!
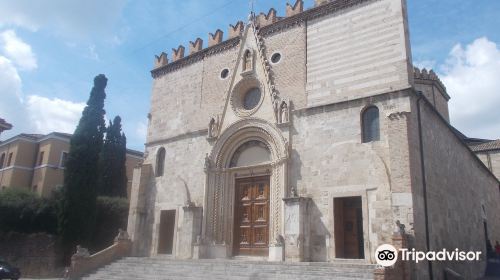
[81,257,376,280]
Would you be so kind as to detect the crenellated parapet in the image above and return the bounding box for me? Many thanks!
[229,21,244,39]
[414,67,440,81]
[208,29,224,47]
[256,8,279,28]
[172,45,185,61]
[189,38,203,55]
[286,0,304,17]
[154,52,168,69]
[413,67,448,98]
[151,0,372,76]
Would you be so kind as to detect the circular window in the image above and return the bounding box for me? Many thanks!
[243,88,261,110]
[220,68,229,79]
[230,78,263,117]
[270,52,282,64]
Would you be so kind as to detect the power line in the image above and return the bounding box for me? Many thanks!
[113,0,239,61]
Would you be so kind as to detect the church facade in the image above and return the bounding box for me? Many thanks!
[127,0,500,279]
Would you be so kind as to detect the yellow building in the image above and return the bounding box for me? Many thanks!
[0,132,143,198]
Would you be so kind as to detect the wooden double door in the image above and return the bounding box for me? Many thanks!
[233,176,270,256]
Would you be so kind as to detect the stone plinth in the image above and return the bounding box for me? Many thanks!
[177,205,203,259]
[283,197,310,262]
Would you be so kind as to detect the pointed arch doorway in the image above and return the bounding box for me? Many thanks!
[203,119,289,259]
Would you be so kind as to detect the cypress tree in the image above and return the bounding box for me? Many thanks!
[58,74,107,259]
[98,116,128,197]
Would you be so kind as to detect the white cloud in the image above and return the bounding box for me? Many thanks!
[0,32,84,139]
[0,56,30,134]
[440,37,500,139]
[0,29,37,70]
[135,121,147,141]
[88,44,99,61]
[26,96,85,134]
[0,0,126,40]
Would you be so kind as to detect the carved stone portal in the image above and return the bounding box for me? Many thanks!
[202,119,289,259]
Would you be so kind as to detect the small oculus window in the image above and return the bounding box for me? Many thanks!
[270,52,282,64]
[243,88,261,110]
[220,68,229,79]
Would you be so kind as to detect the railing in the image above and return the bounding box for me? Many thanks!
[67,229,131,279]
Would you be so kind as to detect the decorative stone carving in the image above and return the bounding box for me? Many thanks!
[73,245,90,258]
[114,228,130,242]
[275,234,284,246]
[279,100,289,124]
[242,49,253,72]
[290,185,298,198]
[205,119,288,253]
[273,96,280,122]
[207,116,219,139]
[204,153,212,172]
[395,220,406,234]
[283,197,310,262]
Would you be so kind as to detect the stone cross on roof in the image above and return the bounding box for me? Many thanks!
[248,0,256,23]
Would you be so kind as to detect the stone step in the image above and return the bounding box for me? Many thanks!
[81,257,376,280]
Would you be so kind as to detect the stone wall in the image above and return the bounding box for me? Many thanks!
[414,96,500,279]
[263,25,307,109]
[0,232,63,278]
[140,134,209,256]
[413,79,450,122]
[138,0,416,263]
[291,90,412,261]
[147,0,413,144]
[306,0,412,107]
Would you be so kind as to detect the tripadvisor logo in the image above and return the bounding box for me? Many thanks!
[375,244,482,267]
[375,244,398,267]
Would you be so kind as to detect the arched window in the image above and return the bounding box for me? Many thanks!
[156,148,166,177]
[0,153,5,169]
[362,106,380,143]
[229,140,271,168]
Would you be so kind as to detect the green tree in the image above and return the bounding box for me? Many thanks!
[58,74,107,259]
[98,116,128,197]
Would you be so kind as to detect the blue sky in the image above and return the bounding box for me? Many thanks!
[0,0,499,151]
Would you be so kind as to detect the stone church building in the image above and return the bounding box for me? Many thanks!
[127,0,500,278]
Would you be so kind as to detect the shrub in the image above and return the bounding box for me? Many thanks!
[91,196,129,252]
[0,188,58,234]
[0,189,129,254]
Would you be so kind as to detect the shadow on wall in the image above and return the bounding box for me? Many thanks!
[289,148,302,193]
[308,200,329,262]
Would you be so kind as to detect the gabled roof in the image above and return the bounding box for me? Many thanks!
[469,139,500,152]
